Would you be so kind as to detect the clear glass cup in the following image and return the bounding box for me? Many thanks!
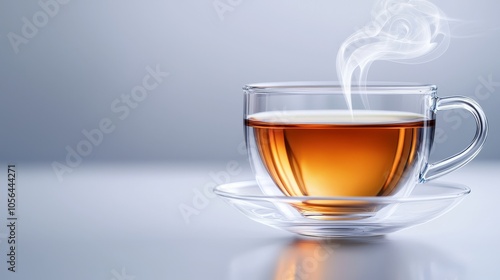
[243,82,487,219]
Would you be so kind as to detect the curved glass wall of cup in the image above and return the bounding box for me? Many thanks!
[243,82,438,206]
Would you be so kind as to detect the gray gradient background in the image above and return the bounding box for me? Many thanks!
[0,0,499,164]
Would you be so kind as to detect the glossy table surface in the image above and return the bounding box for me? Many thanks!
[0,160,498,279]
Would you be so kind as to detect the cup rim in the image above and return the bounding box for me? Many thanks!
[243,81,437,94]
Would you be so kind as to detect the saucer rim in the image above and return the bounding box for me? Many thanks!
[213,180,471,203]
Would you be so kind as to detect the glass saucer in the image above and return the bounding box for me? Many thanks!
[214,181,470,238]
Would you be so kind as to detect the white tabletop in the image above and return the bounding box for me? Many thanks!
[0,160,498,279]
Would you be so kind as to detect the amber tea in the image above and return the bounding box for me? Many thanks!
[246,111,434,200]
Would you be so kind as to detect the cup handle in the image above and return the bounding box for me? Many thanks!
[421,96,488,182]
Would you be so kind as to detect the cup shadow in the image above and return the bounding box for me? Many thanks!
[228,236,465,280]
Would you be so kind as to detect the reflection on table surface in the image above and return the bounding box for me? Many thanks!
[229,237,464,280]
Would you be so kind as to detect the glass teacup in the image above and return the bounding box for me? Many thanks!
[244,82,487,219]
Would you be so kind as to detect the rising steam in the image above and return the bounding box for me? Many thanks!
[337,0,451,110]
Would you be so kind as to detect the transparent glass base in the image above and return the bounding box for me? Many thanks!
[214,181,470,238]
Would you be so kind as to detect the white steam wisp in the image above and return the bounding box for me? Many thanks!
[336,0,451,110]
